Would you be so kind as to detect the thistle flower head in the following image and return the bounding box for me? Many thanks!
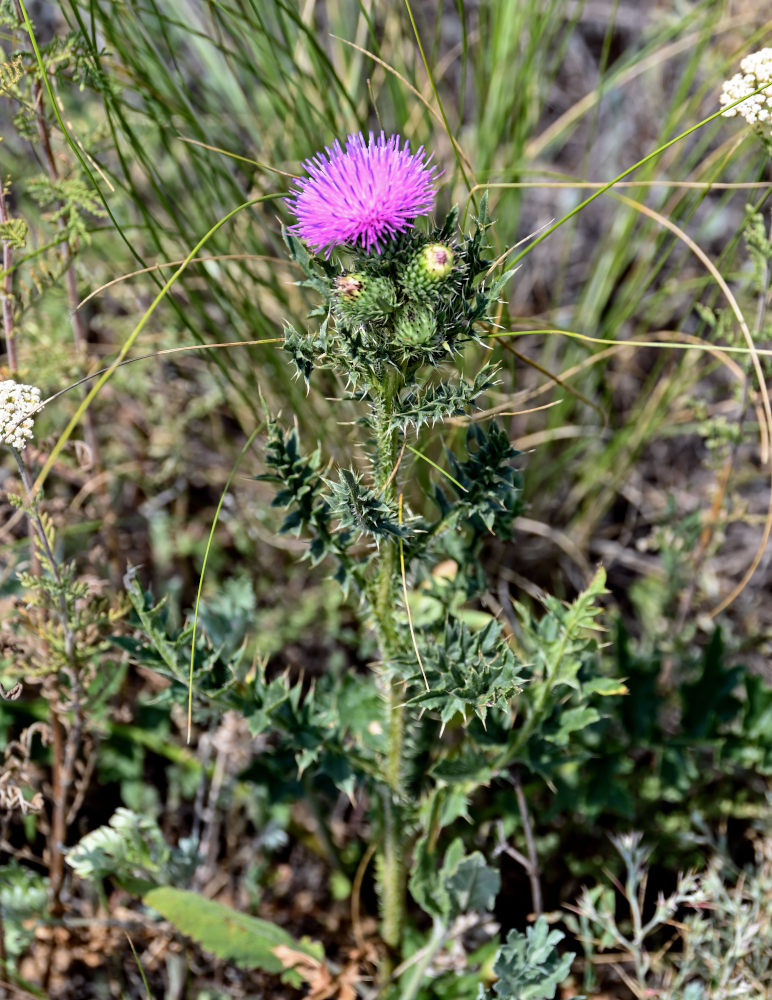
[0,380,42,451]
[286,131,439,256]
[720,48,772,127]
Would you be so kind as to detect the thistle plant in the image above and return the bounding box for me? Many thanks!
[275,130,520,957]
[244,129,610,990]
[77,127,612,995]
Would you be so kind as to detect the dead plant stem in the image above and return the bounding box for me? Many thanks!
[0,188,16,374]
[513,767,543,917]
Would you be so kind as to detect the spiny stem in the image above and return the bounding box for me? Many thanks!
[370,376,406,954]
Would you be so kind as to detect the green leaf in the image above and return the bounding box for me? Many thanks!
[544,706,601,747]
[256,419,354,579]
[479,917,575,1000]
[680,627,743,738]
[410,836,500,922]
[391,365,499,433]
[0,862,47,959]
[0,217,27,248]
[144,886,321,977]
[66,808,196,893]
[446,853,501,915]
[431,747,493,785]
[405,617,526,727]
[326,467,409,542]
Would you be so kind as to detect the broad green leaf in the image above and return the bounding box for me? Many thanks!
[410,837,499,922]
[144,886,321,976]
[446,853,501,915]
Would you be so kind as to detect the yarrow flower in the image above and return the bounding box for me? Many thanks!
[286,131,439,256]
[0,380,42,451]
[720,48,772,127]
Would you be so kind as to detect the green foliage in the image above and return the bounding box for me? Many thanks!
[327,467,408,542]
[434,420,522,537]
[410,837,500,924]
[390,365,499,433]
[405,618,526,727]
[0,215,27,248]
[545,621,771,842]
[144,886,321,978]
[0,862,47,963]
[256,418,349,570]
[66,807,197,894]
[116,568,247,704]
[246,661,382,794]
[572,831,772,999]
[3,3,768,996]
[509,568,612,760]
[478,918,575,1000]
[27,174,106,244]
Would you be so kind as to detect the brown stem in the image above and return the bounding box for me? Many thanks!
[17,8,120,573]
[494,771,543,919]
[513,768,543,917]
[45,687,67,917]
[0,187,16,374]
[0,898,7,991]
[12,449,82,990]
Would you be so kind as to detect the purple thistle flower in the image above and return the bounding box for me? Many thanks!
[286,131,439,256]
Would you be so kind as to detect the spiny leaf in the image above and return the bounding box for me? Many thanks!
[404,617,526,727]
[390,364,499,433]
[326,467,408,542]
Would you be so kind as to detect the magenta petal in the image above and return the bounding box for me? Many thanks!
[286,131,440,256]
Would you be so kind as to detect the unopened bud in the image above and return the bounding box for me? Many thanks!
[393,304,436,347]
[401,243,455,300]
[333,272,397,327]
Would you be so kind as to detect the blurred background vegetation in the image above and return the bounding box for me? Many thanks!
[1,0,772,995]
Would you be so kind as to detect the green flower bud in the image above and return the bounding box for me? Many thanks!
[333,272,397,326]
[393,303,436,347]
[401,243,455,300]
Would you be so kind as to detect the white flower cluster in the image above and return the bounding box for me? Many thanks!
[720,48,772,127]
[0,380,42,451]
